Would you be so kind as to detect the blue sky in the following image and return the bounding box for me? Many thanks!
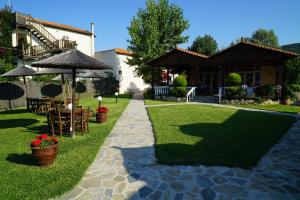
[2,0,300,51]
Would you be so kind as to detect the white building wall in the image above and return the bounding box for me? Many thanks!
[95,50,149,94]
[44,26,93,57]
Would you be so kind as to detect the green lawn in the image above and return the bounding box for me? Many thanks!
[144,99,181,105]
[0,95,131,200]
[147,105,295,168]
[228,104,300,114]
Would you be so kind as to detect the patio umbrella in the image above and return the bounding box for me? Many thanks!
[32,49,110,138]
[80,71,105,99]
[1,64,36,98]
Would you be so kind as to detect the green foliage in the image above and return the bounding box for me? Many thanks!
[127,0,189,83]
[0,58,14,81]
[173,75,187,87]
[254,84,279,99]
[0,5,15,65]
[32,74,57,83]
[285,58,300,84]
[188,34,218,56]
[224,86,243,99]
[250,28,280,48]
[226,73,241,86]
[170,86,187,97]
[282,85,296,99]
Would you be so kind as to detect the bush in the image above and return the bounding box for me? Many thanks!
[282,85,296,99]
[226,73,241,86]
[170,87,187,98]
[224,86,243,99]
[254,84,279,99]
[173,75,187,87]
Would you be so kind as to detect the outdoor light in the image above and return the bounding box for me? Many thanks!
[67,103,72,110]
[115,92,119,104]
[97,96,102,107]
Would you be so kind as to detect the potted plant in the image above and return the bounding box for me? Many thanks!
[30,134,58,167]
[96,106,109,123]
[280,85,294,105]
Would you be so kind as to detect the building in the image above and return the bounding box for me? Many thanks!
[148,40,298,98]
[95,48,149,94]
[12,12,94,66]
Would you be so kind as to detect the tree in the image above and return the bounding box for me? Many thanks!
[188,35,218,56]
[0,5,15,80]
[250,28,280,48]
[127,0,189,83]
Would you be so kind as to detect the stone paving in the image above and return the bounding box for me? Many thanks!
[59,93,300,200]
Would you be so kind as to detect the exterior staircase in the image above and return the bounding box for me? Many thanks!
[15,12,76,59]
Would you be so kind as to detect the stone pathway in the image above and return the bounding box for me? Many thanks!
[59,93,300,200]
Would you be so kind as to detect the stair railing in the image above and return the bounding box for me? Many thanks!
[16,12,57,48]
[186,87,197,102]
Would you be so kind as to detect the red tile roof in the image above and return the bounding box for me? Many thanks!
[34,18,93,35]
[115,48,134,56]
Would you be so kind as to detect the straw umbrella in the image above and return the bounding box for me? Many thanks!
[1,64,36,98]
[32,49,110,138]
[80,71,104,99]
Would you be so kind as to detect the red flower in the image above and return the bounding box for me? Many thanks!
[52,137,58,143]
[31,139,42,147]
[40,134,48,139]
[96,106,109,113]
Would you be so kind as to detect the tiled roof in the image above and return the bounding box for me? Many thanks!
[34,18,93,35]
[175,47,208,58]
[115,48,134,56]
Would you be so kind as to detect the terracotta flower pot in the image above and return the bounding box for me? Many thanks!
[31,144,58,167]
[280,98,291,105]
[96,112,107,123]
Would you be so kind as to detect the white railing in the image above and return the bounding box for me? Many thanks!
[154,86,170,96]
[186,87,197,102]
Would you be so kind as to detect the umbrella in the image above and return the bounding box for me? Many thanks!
[32,49,110,138]
[1,64,36,98]
[79,71,105,99]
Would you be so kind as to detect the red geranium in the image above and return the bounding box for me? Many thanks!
[96,106,109,113]
[30,134,58,148]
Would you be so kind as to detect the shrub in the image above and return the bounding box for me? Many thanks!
[173,75,187,87]
[170,87,187,98]
[224,86,243,99]
[282,85,296,99]
[254,84,278,99]
[226,73,241,86]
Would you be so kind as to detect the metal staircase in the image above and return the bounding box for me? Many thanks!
[15,12,76,59]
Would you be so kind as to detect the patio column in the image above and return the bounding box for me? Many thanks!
[166,67,170,85]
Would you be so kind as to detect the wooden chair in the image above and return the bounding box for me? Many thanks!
[48,109,69,137]
[73,108,83,134]
[81,107,90,134]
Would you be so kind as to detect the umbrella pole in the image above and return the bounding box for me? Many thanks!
[70,68,76,138]
[23,76,28,109]
[92,77,94,99]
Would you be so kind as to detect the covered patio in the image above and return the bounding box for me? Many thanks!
[148,40,298,101]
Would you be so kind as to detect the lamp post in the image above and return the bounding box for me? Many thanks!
[97,96,102,107]
[115,92,119,104]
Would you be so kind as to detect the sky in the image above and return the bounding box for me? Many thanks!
[1,0,300,51]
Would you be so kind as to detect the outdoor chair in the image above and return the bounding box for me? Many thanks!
[48,109,70,137]
[81,107,90,134]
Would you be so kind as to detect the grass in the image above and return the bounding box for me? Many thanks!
[147,104,295,168]
[144,99,181,105]
[228,104,300,114]
[0,94,131,200]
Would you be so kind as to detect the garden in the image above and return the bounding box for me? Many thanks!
[0,95,131,200]
[147,104,295,168]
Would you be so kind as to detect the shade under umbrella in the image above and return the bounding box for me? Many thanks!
[1,65,37,99]
[32,49,111,138]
